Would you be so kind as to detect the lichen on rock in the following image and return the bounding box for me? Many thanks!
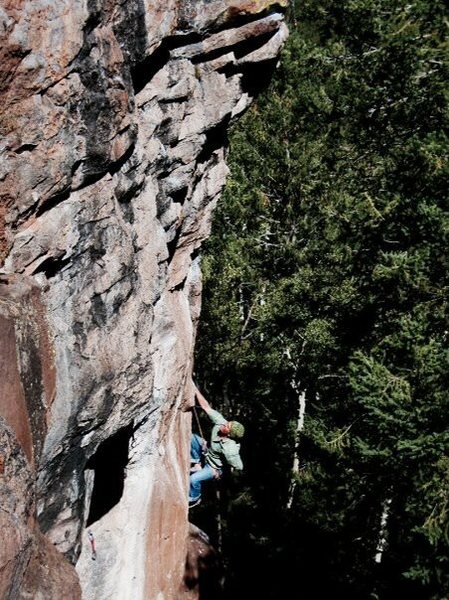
[0,1,287,598]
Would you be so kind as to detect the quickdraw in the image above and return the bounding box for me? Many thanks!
[88,530,97,561]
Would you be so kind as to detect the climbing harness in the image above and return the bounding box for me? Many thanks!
[88,530,97,561]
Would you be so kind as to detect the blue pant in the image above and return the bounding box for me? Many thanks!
[189,434,220,501]
[191,433,206,466]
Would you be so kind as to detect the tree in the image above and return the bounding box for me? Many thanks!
[195,2,449,598]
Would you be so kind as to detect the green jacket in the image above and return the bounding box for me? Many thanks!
[205,409,243,471]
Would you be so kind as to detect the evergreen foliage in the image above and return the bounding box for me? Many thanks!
[195,2,449,598]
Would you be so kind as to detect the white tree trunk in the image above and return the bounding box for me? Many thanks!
[375,497,392,563]
[286,388,306,510]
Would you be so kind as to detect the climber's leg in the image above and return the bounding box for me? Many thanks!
[189,464,216,503]
[191,433,207,470]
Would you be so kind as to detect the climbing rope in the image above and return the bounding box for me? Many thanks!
[215,487,223,554]
[193,405,205,440]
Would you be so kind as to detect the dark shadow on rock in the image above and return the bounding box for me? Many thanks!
[181,524,224,600]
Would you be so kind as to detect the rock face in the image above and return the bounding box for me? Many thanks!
[0,2,287,598]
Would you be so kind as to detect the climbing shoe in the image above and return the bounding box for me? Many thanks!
[188,497,202,509]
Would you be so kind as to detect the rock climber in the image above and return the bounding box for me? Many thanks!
[189,385,245,508]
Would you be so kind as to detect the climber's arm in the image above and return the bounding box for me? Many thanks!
[194,385,228,426]
[224,441,243,471]
[227,452,243,471]
[194,386,213,414]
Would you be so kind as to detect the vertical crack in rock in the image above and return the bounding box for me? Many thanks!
[0,1,288,599]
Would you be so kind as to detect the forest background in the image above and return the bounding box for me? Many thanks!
[193,1,449,598]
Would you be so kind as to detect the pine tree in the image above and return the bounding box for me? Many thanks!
[196,2,449,598]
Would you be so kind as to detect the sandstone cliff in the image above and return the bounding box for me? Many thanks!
[0,2,287,598]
